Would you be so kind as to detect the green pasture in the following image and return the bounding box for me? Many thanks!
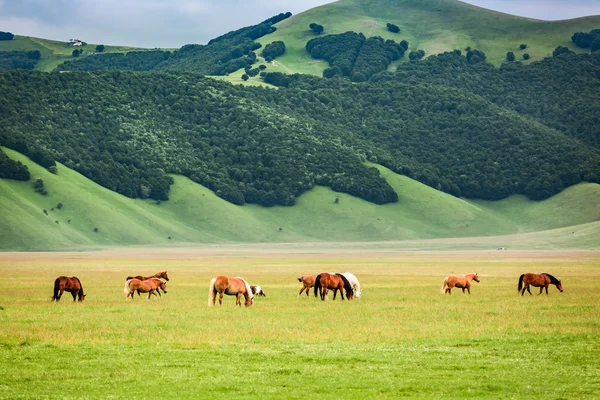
[0,250,599,398]
[1,148,599,250]
[256,0,600,76]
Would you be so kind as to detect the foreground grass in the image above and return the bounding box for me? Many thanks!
[0,250,598,398]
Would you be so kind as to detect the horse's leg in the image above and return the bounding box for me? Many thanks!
[333,289,337,300]
[57,289,64,301]
[467,286,471,295]
[527,285,532,295]
[462,288,465,293]
[218,292,223,306]
[72,291,77,301]
[539,287,543,295]
[236,293,242,307]
[545,286,549,295]
[340,287,345,301]
[298,287,304,298]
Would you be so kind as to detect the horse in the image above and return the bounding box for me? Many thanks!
[314,273,354,301]
[250,285,266,297]
[124,278,167,300]
[208,276,253,307]
[441,273,480,295]
[297,275,316,298]
[125,271,169,296]
[341,272,361,298]
[518,273,563,296]
[52,276,86,302]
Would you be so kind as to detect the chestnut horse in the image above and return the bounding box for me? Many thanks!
[52,276,86,302]
[124,278,167,300]
[208,276,253,307]
[297,275,316,298]
[441,273,480,294]
[314,273,354,301]
[518,273,563,296]
[126,271,169,295]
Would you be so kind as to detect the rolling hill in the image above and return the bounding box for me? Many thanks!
[255,0,600,77]
[1,147,599,250]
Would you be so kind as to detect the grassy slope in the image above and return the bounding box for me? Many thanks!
[257,0,600,76]
[1,148,599,250]
[0,35,151,72]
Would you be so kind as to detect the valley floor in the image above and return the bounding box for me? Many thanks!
[0,248,598,398]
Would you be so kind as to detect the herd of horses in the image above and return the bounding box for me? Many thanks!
[51,271,564,305]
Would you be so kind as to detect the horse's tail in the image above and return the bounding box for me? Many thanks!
[337,274,354,297]
[124,279,132,295]
[441,277,448,294]
[208,278,217,306]
[314,274,322,297]
[52,277,60,300]
[518,274,525,292]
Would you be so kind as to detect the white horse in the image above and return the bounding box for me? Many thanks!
[250,285,266,297]
[341,272,361,298]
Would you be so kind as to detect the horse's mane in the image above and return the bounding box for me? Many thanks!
[73,276,84,296]
[336,273,354,296]
[543,273,561,284]
[237,277,254,300]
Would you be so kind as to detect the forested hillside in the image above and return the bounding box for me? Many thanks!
[1,48,599,206]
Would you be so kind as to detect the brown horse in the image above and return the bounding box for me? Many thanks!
[125,271,169,296]
[314,273,354,301]
[124,278,167,300]
[441,273,480,294]
[52,276,86,302]
[518,273,563,296]
[208,276,253,307]
[297,275,316,298]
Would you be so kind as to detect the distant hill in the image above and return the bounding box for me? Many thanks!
[257,0,600,76]
[1,147,599,250]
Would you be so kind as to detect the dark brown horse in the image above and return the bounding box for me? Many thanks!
[208,276,253,307]
[124,278,167,300]
[441,273,480,294]
[314,273,354,301]
[52,276,86,302]
[518,273,563,296]
[297,275,316,298]
[125,271,169,296]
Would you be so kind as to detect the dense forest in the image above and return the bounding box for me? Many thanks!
[56,13,292,75]
[0,50,41,70]
[306,32,407,81]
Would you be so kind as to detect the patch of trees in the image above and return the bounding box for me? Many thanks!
[409,49,425,60]
[0,148,30,180]
[386,23,400,33]
[306,32,407,81]
[262,41,286,61]
[506,51,515,62]
[0,50,41,70]
[0,31,14,40]
[96,45,105,52]
[309,23,324,34]
[572,29,600,52]
[57,13,292,76]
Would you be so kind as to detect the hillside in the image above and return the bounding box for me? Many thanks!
[0,35,152,72]
[257,0,600,76]
[1,147,599,250]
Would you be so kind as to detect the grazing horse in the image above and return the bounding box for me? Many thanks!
[124,278,167,300]
[250,285,266,297]
[314,273,354,301]
[208,276,253,307]
[341,272,361,298]
[518,273,563,296]
[52,276,86,302]
[297,275,316,298]
[441,273,480,295]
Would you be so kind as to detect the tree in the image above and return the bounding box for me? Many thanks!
[95,44,105,52]
[262,41,286,60]
[506,51,515,62]
[241,73,249,81]
[592,37,600,52]
[0,31,14,40]
[33,178,47,195]
[309,23,324,34]
[553,46,572,57]
[400,40,409,51]
[520,44,527,50]
[409,50,425,60]
[72,49,81,57]
[522,53,530,60]
[387,23,400,33]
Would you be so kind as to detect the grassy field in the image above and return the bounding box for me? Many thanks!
[256,0,600,76]
[0,248,598,398]
[2,147,600,250]
[0,35,152,72]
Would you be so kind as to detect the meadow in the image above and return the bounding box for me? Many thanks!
[0,248,599,399]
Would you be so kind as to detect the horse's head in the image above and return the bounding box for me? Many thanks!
[556,280,563,292]
[472,273,480,283]
[244,297,253,307]
[162,271,169,281]
[78,294,86,302]
[159,280,168,294]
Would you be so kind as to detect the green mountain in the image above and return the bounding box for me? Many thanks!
[257,0,600,76]
[2,147,599,250]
